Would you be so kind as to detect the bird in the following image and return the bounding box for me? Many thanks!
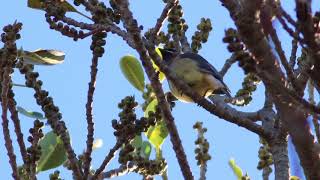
[158,48,231,103]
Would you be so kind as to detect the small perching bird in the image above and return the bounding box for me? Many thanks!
[159,48,231,103]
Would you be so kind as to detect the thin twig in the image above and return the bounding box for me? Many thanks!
[93,141,122,179]
[102,162,138,179]
[308,80,320,143]
[268,22,298,90]
[180,31,192,52]
[219,53,238,77]
[8,92,28,165]
[150,0,179,41]
[1,60,20,180]
[75,10,93,21]
[276,15,305,46]
[278,6,297,27]
[83,55,99,179]
[289,33,298,68]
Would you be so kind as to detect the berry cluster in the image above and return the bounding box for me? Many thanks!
[27,120,45,167]
[112,96,157,142]
[119,144,167,177]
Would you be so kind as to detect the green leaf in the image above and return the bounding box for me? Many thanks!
[228,158,243,180]
[141,141,152,159]
[120,55,145,92]
[144,99,168,149]
[146,120,168,149]
[130,136,152,159]
[289,176,301,180]
[20,49,65,65]
[131,135,143,148]
[28,0,77,12]
[152,48,166,82]
[17,106,45,120]
[144,99,158,117]
[37,131,67,172]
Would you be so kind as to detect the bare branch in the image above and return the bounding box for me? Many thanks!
[219,53,238,77]
[102,162,137,179]
[268,22,298,91]
[289,34,298,69]
[93,141,122,179]
[8,92,28,167]
[151,0,179,40]
[296,0,320,90]
[221,0,320,178]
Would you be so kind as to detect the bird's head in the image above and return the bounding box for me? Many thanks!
[158,48,179,64]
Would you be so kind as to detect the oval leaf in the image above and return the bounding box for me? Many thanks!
[28,0,77,12]
[146,120,168,149]
[141,141,152,159]
[21,49,65,65]
[17,106,45,120]
[37,131,67,172]
[228,158,243,179]
[120,55,145,92]
[144,99,168,149]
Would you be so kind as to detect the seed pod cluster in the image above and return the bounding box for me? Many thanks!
[257,138,273,170]
[193,122,211,166]
[167,5,188,36]
[235,73,261,106]
[223,28,256,74]
[191,18,212,53]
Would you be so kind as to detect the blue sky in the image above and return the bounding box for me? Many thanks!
[0,1,305,179]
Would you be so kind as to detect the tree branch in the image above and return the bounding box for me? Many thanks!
[114,1,194,179]
[93,141,122,179]
[219,53,238,77]
[221,0,320,178]
[83,54,99,179]
[17,63,83,179]
[102,162,137,179]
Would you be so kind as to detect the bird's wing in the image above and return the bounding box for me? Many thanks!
[178,53,231,93]
[178,53,222,81]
